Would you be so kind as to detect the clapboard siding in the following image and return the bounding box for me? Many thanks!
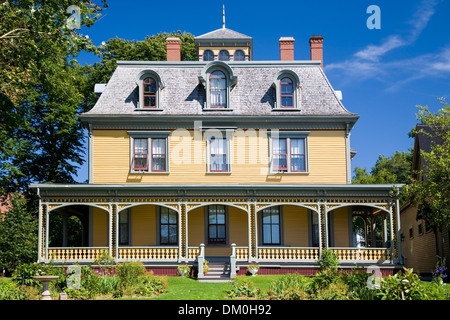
[92,129,347,184]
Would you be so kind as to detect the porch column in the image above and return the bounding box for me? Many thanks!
[38,202,47,262]
[250,202,257,261]
[180,203,187,261]
[395,198,403,264]
[110,203,117,260]
[320,203,328,253]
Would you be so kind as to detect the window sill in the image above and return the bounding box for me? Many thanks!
[203,108,234,111]
[271,108,300,111]
[206,171,232,174]
[134,108,164,111]
[129,171,170,174]
[268,171,309,175]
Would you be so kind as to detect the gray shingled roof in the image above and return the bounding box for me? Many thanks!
[81,61,357,119]
[195,27,252,40]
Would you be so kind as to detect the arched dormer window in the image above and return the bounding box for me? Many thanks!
[272,70,300,110]
[280,77,293,108]
[203,49,214,61]
[218,50,230,61]
[136,70,164,110]
[198,61,237,110]
[210,71,226,108]
[143,77,156,108]
[234,49,245,61]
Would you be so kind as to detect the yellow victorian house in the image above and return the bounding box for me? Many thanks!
[30,27,403,280]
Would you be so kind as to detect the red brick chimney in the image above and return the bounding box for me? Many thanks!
[279,37,295,61]
[309,35,324,69]
[166,37,181,61]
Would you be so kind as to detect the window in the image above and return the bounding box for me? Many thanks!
[262,207,281,245]
[272,70,300,110]
[160,207,178,245]
[409,227,414,239]
[280,77,293,108]
[151,138,167,172]
[119,210,130,245]
[133,138,148,171]
[199,61,237,110]
[270,135,307,173]
[210,71,227,108]
[136,70,163,110]
[418,223,424,236]
[234,50,245,61]
[208,136,229,172]
[143,77,157,108]
[218,50,229,61]
[272,138,287,171]
[208,205,226,244]
[129,131,170,173]
[203,49,214,61]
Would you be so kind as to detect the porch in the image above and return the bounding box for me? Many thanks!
[31,183,403,275]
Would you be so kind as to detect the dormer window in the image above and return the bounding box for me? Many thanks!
[280,77,294,108]
[143,77,157,108]
[136,70,164,110]
[203,49,214,61]
[210,71,227,108]
[272,70,300,110]
[199,61,237,110]
[219,50,230,61]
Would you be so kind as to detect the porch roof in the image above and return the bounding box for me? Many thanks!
[30,183,403,198]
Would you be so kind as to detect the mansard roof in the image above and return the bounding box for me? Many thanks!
[80,60,358,124]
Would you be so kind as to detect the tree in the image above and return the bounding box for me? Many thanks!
[404,99,450,236]
[78,31,198,113]
[0,194,38,275]
[0,1,107,196]
[352,150,413,185]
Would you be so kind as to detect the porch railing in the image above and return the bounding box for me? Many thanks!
[118,246,178,261]
[330,247,392,262]
[48,247,108,261]
[258,247,320,261]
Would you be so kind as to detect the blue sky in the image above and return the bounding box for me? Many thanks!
[74,0,450,182]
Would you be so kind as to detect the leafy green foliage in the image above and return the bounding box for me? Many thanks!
[378,268,425,300]
[115,261,146,293]
[0,194,38,275]
[0,1,107,195]
[352,150,413,185]
[227,277,260,298]
[267,273,309,300]
[317,249,340,270]
[405,99,450,232]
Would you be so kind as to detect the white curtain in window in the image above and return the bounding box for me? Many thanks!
[152,138,166,171]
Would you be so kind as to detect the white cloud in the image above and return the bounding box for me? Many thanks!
[325,0,446,89]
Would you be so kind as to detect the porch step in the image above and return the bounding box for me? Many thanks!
[197,262,234,282]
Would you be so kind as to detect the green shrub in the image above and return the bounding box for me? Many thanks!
[227,277,260,298]
[98,275,119,295]
[378,268,425,300]
[317,249,340,270]
[314,282,351,300]
[115,261,146,294]
[135,275,168,296]
[309,268,340,294]
[0,281,29,300]
[268,273,309,300]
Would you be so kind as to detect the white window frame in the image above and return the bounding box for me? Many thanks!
[204,129,232,173]
[268,131,309,174]
[128,131,170,173]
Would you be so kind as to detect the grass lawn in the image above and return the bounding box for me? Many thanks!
[135,275,286,300]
